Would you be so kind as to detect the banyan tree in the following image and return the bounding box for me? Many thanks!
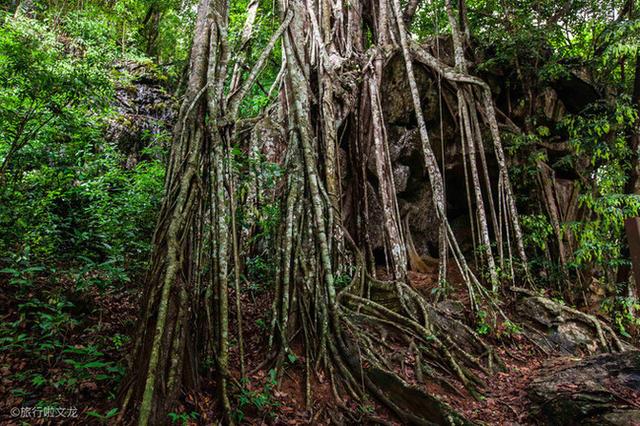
[118,0,541,424]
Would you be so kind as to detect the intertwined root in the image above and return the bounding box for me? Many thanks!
[281,268,505,424]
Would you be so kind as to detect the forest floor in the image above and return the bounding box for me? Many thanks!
[0,268,638,425]
[190,267,639,425]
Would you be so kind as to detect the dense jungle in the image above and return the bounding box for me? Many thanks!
[1,0,640,424]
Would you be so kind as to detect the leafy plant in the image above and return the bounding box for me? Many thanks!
[601,295,640,338]
[232,368,280,422]
[497,320,523,339]
[87,407,119,423]
[111,333,130,350]
[0,264,45,290]
[475,310,491,336]
[168,411,199,425]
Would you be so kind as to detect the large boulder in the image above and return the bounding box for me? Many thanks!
[364,53,481,260]
[513,289,630,356]
[528,351,640,425]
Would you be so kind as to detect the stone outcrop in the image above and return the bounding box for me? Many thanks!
[528,351,640,425]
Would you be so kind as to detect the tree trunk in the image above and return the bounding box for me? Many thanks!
[121,0,530,423]
[117,1,214,423]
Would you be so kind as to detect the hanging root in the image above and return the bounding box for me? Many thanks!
[268,181,500,423]
[344,275,501,376]
[258,0,529,423]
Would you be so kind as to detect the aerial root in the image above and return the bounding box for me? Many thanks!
[331,276,505,407]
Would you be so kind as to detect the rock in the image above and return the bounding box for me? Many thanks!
[515,294,630,355]
[381,54,437,126]
[537,87,566,122]
[393,164,410,193]
[348,47,496,263]
[595,409,640,426]
[549,70,600,114]
[365,366,471,425]
[106,61,176,168]
[400,185,439,256]
[528,351,640,426]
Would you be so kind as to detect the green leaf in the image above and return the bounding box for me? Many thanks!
[86,411,102,418]
[104,408,118,418]
[82,360,109,369]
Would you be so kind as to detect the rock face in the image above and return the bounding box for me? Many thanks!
[106,61,176,168]
[528,351,640,426]
[359,47,602,267]
[364,54,475,260]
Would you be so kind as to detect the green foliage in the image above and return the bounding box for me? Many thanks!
[0,12,112,176]
[78,155,165,275]
[0,7,178,410]
[0,264,45,289]
[560,100,640,274]
[168,410,199,425]
[228,0,281,117]
[496,320,522,339]
[232,369,280,423]
[521,214,554,252]
[245,254,272,277]
[87,407,119,423]
[8,0,197,73]
[255,318,268,332]
[334,272,352,289]
[0,246,127,407]
[0,290,125,399]
[0,13,166,278]
[475,310,491,335]
[111,333,130,350]
[430,278,451,298]
[562,100,636,166]
[601,295,640,337]
[498,27,639,293]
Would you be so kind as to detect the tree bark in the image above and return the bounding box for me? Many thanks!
[121,1,531,423]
